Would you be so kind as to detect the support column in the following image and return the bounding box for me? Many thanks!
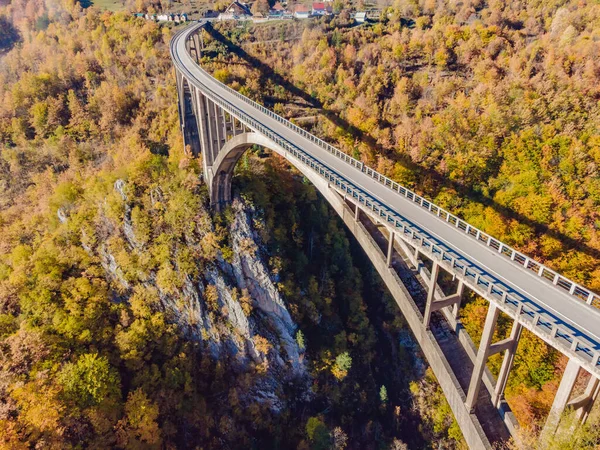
[195,90,213,176]
[451,280,464,322]
[575,375,600,424]
[541,358,580,438]
[465,303,500,412]
[387,229,394,268]
[423,261,440,329]
[175,70,187,152]
[411,246,420,268]
[213,101,224,148]
[492,320,522,407]
[220,108,228,142]
[204,97,218,163]
[227,114,234,137]
[192,33,202,63]
[195,91,208,149]
[354,204,360,222]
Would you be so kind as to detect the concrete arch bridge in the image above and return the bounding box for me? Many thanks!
[171,21,600,449]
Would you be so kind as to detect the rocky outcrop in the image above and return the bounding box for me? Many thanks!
[114,179,143,251]
[88,180,309,412]
[224,199,304,375]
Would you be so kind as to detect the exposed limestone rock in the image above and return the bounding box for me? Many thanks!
[226,199,304,376]
[203,267,261,364]
[57,207,68,224]
[98,244,130,291]
[114,179,142,251]
[114,179,127,201]
[85,180,309,413]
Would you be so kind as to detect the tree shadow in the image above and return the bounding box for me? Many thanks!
[0,17,21,52]
[204,23,600,264]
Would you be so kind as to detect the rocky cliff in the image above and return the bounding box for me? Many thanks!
[88,180,310,412]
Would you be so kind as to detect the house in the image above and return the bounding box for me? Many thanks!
[311,2,331,15]
[293,4,310,18]
[355,11,366,23]
[269,1,286,17]
[365,9,382,20]
[252,11,268,21]
[218,1,253,20]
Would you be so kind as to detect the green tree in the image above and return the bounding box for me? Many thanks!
[59,353,120,409]
[380,385,388,404]
[296,329,306,350]
[332,351,352,380]
[117,389,162,448]
[306,416,330,450]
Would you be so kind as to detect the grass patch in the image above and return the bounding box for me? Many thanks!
[83,0,127,12]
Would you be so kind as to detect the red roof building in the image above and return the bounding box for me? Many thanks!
[294,4,311,17]
[312,2,330,14]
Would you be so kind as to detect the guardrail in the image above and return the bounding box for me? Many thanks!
[172,23,600,371]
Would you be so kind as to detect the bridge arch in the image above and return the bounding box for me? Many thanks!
[210,132,345,216]
[207,130,509,448]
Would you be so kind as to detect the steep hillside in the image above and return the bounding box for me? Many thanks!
[0,4,429,450]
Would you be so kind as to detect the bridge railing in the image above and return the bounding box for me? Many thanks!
[174,24,600,373]
[190,33,599,310]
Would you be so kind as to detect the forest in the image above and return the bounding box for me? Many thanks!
[206,1,600,293]
[1,0,600,448]
[0,1,431,448]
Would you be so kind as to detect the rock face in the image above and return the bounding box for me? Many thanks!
[223,199,305,376]
[91,181,309,411]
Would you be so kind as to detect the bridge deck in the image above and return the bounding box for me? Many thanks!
[172,24,600,371]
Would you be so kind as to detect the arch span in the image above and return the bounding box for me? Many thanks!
[208,131,504,448]
[210,132,345,215]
